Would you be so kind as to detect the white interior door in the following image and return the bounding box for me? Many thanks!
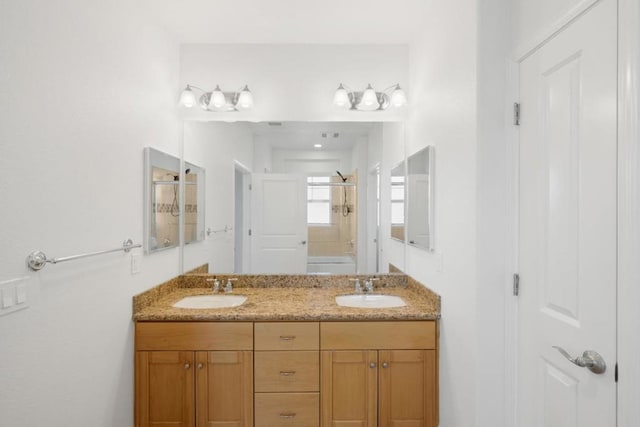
[517,1,617,426]
[250,173,307,273]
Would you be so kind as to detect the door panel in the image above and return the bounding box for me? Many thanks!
[196,351,253,427]
[517,0,617,425]
[379,350,437,427]
[321,351,377,427]
[251,173,307,273]
[136,351,195,427]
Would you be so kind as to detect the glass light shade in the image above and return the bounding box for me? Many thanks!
[361,84,378,107]
[208,85,227,109]
[390,85,407,107]
[236,86,253,110]
[179,86,196,108]
[333,84,351,108]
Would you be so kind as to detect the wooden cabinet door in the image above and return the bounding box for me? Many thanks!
[136,351,195,427]
[321,350,377,427]
[196,351,253,427]
[378,350,437,427]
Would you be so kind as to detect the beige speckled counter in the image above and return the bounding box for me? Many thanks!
[133,274,440,322]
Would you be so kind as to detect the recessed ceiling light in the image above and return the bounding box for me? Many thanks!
[314,144,323,148]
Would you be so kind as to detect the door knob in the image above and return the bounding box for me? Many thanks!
[552,346,606,374]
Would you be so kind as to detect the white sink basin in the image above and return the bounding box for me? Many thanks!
[335,294,407,309]
[172,295,247,309]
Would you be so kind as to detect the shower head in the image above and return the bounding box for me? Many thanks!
[336,170,347,182]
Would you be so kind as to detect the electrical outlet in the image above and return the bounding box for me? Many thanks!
[131,253,142,275]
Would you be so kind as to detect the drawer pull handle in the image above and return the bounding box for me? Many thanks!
[279,413,296,419]
[279,335,296,341]
[279,370,297,376]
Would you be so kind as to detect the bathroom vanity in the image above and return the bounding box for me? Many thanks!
[133,274,440,427]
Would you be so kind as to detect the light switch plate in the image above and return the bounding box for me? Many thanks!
[2,288,16,308]
[0,277,30,317]
[131,253,142,275]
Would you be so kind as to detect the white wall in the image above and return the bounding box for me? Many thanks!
[183,122,254,273]
[405,1,479,426]
[271,149,352,174]
[351,136,369,272]
[380,122,406,272]
[253,136,274,173]
[475,0,511,425]
[180,44,409,122]
[0,1,180,425]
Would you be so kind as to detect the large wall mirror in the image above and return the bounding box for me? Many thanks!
[144,147,181,253]
[144,148,206,254]
[407,146,434,251]
[181,121,406,275]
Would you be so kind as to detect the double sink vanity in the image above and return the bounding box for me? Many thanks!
[133,271,441,427]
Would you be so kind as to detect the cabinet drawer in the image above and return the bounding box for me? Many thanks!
[135,322,253,350]
[254,392,319,427]
[255,322,319,350]
[255,351,319,392]
[321,321,436,350]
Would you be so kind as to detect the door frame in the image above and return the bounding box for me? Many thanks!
[233,160,252,274]
[505,1,640,426]
[617,0,640,425]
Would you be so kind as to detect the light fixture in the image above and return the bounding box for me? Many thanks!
[314,144,323,148]
[332,83,408,111]
[178,84,254,112]
[333,84,350,108]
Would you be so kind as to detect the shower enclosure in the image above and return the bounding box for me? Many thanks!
[306,172,357,274]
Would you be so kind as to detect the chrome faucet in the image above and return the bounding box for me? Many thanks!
[224,278,237,293]
[364,277,380,293]
[207,278,220,293]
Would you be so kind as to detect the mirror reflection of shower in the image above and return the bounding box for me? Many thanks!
[307,171,357,274]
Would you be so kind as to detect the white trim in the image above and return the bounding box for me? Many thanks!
[503,58,520,427]
[617,0,640,425]
[233,160,252,274]
[511,0,601,62]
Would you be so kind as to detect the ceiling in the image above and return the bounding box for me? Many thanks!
[248,121,376,150]
[145,0,424,44]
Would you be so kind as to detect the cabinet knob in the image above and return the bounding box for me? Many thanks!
[197,363,204,370]
[370,362,377,369]
[184,363,191,370]
[382,362,389,368]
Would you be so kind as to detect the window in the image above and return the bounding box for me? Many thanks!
[307,176,331,224]
[391,175,405,225]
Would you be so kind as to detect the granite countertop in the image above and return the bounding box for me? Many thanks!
[133,273,441,322]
